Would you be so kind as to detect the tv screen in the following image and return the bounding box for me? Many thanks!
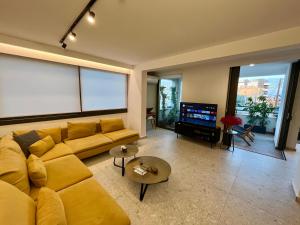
[179,102,218,128]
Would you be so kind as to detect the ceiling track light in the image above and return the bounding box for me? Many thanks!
[87,10,96,24]
[59,0,97,48]
[68,32,77,41]
[61,43,67,49]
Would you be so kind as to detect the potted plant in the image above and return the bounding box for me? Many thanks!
[244,96,274,134]
[159,86,168,125]
[167,87,179,126]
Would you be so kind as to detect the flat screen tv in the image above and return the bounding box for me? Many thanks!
[179,102,218,128]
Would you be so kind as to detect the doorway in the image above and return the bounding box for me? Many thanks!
[157,77,182,130]
[233,62,292,159]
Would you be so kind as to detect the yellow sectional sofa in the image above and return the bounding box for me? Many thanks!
[0,117,136,225]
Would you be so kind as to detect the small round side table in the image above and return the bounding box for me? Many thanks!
[226,130,238,152]
[109,145,138,176]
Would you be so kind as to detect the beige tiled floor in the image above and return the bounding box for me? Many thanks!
[84,128,300,225]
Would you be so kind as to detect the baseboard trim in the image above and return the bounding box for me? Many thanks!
[292,181,300,202]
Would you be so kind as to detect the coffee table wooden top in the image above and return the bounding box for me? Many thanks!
[109,145,138,158]
[125,156,171,184]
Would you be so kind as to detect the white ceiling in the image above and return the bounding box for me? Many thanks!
[240,62,290,77]
[0,0,300,65]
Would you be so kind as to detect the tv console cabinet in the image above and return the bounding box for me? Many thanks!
[175,121,221,148]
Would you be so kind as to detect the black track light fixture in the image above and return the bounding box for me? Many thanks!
[87,10,96,24]
[68,32,77,41]
[59,0,97,49]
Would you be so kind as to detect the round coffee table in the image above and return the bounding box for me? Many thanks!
[125,156,171,201]
[109,145,138,176]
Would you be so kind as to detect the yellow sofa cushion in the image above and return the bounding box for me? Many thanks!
[67,122,97,140]
[37,187,67,225]
[75,144,114,160]
[37,127,62,144]
[40,143,73,162]
[59,178,130,225]
[100,118,125,133]
[0,148,30,194]
[0,134,25,158]
[27,155,47,187]
[64,134,113,154]
[104,129,139,142]
[14,127,62,144]
[0,180,35,225]
[29,136,55,157]
[44,155,92,191]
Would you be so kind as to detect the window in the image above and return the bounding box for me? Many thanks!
[0,54,80,118]
[0,54,128,125]
[80,68,127,111]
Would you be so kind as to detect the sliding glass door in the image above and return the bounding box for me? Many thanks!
[157,78,182,130]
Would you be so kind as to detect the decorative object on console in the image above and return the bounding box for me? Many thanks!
[121,145,127,153]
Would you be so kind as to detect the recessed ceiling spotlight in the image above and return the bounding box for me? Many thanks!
[249,64,255,67]
[87,10,95,24]
[68,32,77,41]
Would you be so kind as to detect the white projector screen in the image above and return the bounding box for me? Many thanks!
[80,68,127,111]
[0,54,81,117]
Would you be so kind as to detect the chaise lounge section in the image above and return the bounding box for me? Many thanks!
[0,117,137,225]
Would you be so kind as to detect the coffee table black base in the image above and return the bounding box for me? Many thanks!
[139,178,169,201]
[113,157,125,176]
[140,184,148,201]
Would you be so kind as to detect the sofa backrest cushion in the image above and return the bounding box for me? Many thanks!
[14,131,41,158]
[0,134,25,158]
[37,187,67,225]
[37,128,62,144]
[0,180,35,225]
[67,122,97,140]
[27,155,47,187]
[29,136,55,157]
[14,127,62,144]
[100,118,125,133]
[0,148,30,194]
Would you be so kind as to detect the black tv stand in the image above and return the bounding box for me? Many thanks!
[175,121,221,148]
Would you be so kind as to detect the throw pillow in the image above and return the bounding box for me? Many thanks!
[29,136,55,157]
[0,134,25,158]
[100,118,124,133]
[37,187,67,225]
[0,148,31,194]
[67,122,97,140]
[14,130,41,158]
[14,127,62,144]
[27,154,47,187]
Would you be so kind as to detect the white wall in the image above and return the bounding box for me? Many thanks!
[147,83,157,111]
[128,69,147,137]
[292,145,300,200]
[0,113,127,137]
[180,63,229,127]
